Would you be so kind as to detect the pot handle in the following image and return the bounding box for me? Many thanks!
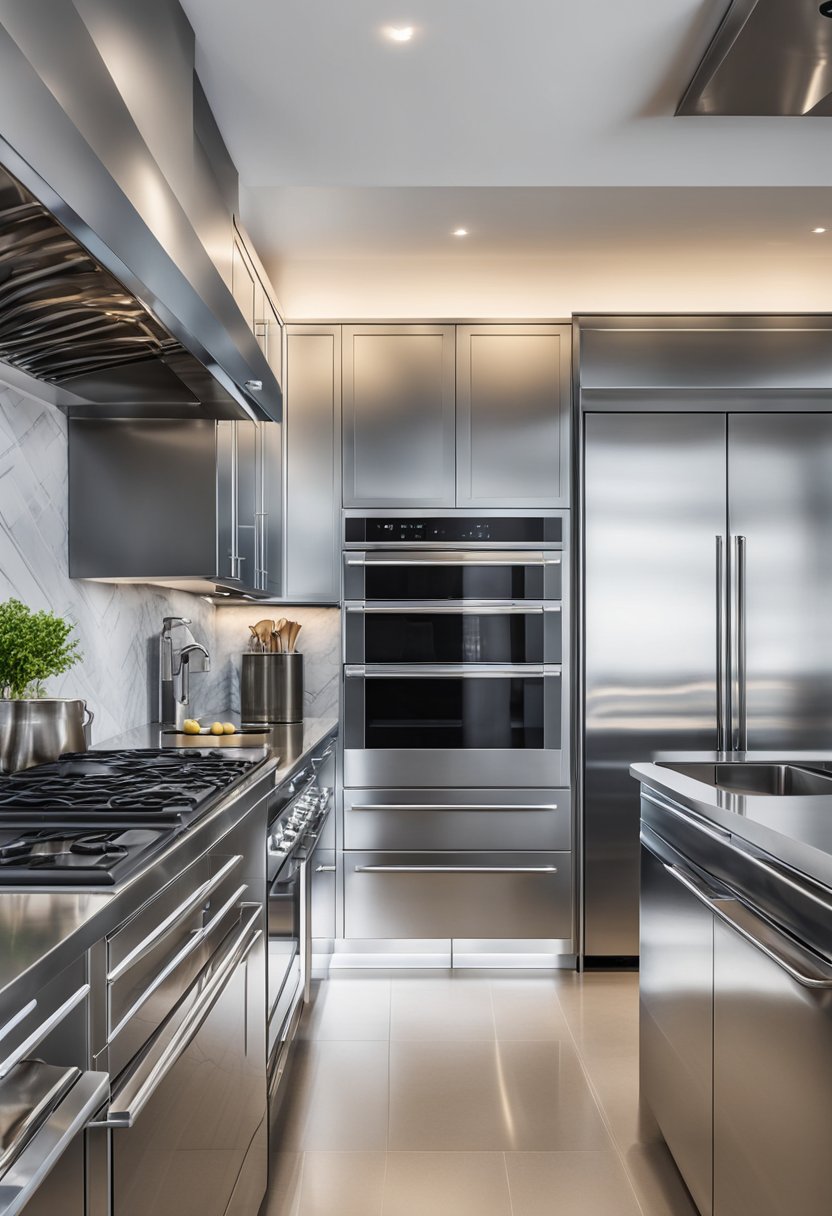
[83,704,95,727]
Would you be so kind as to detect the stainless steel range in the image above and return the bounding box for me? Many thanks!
[342,511,569,788]
[0,748,263,886]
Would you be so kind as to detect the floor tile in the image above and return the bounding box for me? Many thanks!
[505,1150,643,1216]
[390,977,494,1041]
[382,1152,512,1216]
[300,978,391,1041]
[389,1039,610,1151]
[489,978,573,1040]
[276,1040,389,1151]
[296,1152,387,1216]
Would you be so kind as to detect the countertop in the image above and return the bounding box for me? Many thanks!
[0,714,337,1013]
[632,750,832,894]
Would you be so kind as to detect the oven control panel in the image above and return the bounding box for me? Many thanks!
[344,516,563,545]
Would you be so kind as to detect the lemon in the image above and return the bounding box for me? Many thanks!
[222,722,236,735]
[182,719,201,735]
[209,721,225,736]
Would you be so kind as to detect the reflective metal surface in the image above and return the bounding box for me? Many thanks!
[0,12,281,422]
[241,653,304,725]
[159,617,211,729]
[640,838,714,1216]
[729,414,832,751]
[658,761,832,796]
[0,700,92,776]
[678,0,832,116]
[584,412,726,958]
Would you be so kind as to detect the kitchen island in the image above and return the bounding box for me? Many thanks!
[633,754,832,1216]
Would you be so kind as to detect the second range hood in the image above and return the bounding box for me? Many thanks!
[678,0,832,116]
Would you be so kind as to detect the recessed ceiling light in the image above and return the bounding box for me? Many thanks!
[385,25,415,42]
[813,227,828,234]
[453,228,469,237]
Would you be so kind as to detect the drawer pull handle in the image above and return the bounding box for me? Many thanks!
[0,986,90,1079]
[107,855,244,982]
[353,865,558,875]
[351,804,558,813]
[315,865,336,873]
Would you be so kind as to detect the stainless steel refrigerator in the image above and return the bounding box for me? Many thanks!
[583,411,832,959]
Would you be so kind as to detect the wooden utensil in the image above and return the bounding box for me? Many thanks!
[287,621,302,653]
[250,619,274,653]
[272,618,289,653]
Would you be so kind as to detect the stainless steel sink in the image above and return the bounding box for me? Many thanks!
[657,762,832,796]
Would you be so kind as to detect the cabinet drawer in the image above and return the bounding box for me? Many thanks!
[344,851,572,940]
[344,789,571,851]
[311,848,336,941]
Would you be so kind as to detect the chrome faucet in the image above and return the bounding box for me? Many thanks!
[159,617,211,729]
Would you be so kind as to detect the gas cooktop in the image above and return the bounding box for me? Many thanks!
[0,748,264,887]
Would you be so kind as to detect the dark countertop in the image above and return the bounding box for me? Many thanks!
[0,714,337,1013]
[632,750,832,894]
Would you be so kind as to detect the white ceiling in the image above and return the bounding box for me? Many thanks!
[181,0,832,316]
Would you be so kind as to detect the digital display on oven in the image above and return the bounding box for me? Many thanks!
[344,517,562,544]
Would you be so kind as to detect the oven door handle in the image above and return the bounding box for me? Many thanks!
[345,553,560,567]
[345,664,559,678]
[95,907,262,1129]
[344,605,559,615]
[0,1069,109,1216]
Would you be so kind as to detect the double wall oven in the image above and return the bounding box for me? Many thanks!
[340,512,573,961]
[343,512,568,789]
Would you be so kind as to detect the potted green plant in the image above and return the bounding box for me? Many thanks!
[0,599,91,773]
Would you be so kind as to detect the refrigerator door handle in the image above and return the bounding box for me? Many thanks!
[716,535,730,753]
[731,535,748,751]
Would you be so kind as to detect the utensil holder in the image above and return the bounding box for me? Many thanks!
[241,653,304,724]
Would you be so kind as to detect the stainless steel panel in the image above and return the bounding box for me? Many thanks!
[714,913,832,1216]
[344,851,572,940]
[578,316,832,392]
[285,326,341,601]
[234,420,258,591]
[678,0,832,116]
[109,915,266,1216]
[584,412,726,957]
[456,324,571,508]
[231,237,256,333]
[640,842,713,1216]
[343,788,571,851]
[342,325,456,507]
[106,857,211,975]
[255,419,282,597]
[728,414,832,751]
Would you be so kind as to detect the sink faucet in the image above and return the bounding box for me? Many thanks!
[159,617,211,729]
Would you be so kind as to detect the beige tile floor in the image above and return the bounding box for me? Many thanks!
[264,971,699,1216]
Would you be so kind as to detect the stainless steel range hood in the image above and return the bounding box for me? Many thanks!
[678,0,832,116]
[0,11,281,422]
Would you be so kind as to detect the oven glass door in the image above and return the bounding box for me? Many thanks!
[344,551,562,603]
[345,606,561,665]
[345,668,560,751]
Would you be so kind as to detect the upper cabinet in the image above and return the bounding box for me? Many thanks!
[456,324,571,508]
[342,323,571,510]
[284,325,341,602]
[342,325,456,508]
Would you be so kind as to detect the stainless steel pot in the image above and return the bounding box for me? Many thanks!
[241,653,304,724]
[0,698,94,774]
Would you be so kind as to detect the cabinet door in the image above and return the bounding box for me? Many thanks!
[235,420,258,591]
[285,325,341,600]
[342,324,455,507]
[714,911,832,1216]
[456,324,571,507]
[640,843,713,1216]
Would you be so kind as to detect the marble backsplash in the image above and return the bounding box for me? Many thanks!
[0,383,340,740]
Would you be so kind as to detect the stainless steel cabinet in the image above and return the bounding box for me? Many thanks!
[284,325,341,601]
[342,324,456,507]
[311,847,336,943]
[640,840,713,1216]
[713,910,832,1216]
[231,233,256,333]
[68,418,276,597]
[456,324,571,508]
